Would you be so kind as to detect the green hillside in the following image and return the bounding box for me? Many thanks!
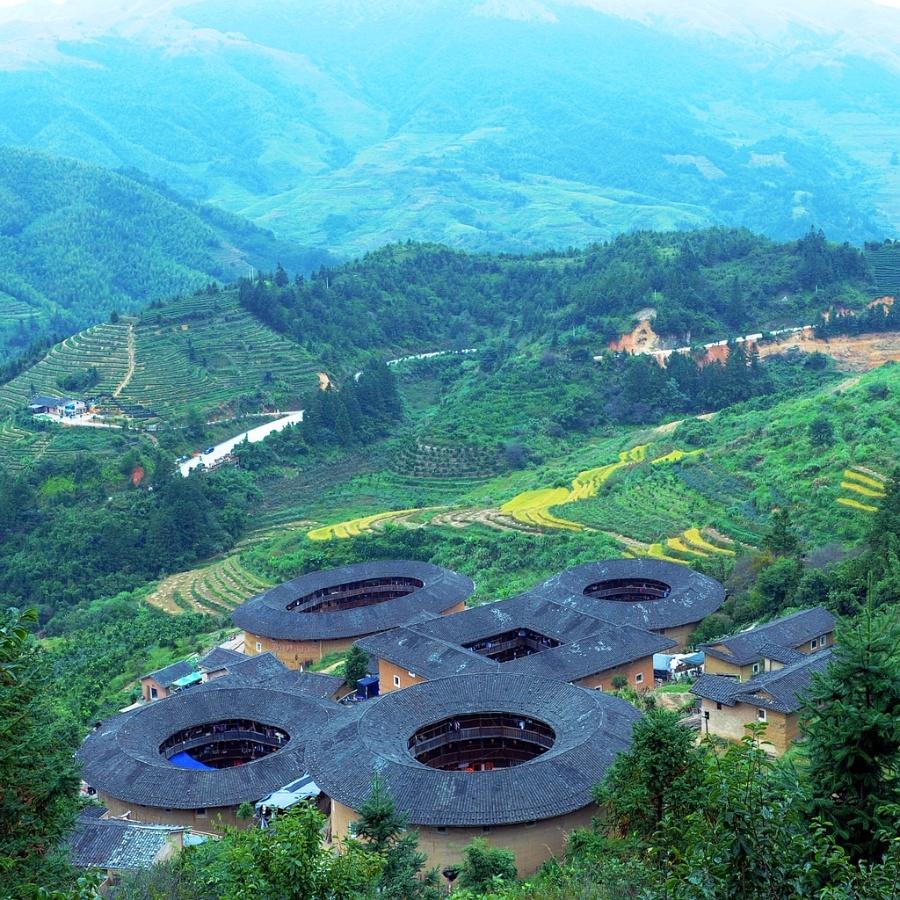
[0,147,332,362]
[0,291,320,463]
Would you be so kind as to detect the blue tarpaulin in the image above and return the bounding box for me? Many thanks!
[169,751,214,771]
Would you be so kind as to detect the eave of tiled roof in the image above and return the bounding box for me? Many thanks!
[231,561,473,641]
[141,659,195,687]
[700,607,835,666]
[528,559,725,630]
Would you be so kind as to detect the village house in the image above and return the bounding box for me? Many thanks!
[692,650,832,755]
[139,660,199,703]
[28,395,87,417]
[68,807,185,891]
[700,606,835,682]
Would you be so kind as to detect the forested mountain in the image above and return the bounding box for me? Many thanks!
[239,227,873,360]
[1,0,898,256]
[0,147,333,362]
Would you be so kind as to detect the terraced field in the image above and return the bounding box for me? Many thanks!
[836,465,888,515]
[145,556,272,616]
[0,322,131,412]
[866,246,900,296]
[0,293,322,462]
[119,297,320,416]
[308,507,435,540]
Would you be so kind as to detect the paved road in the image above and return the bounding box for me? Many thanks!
[179,410,304,476]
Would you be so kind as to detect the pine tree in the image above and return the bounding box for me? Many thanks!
[343,645,370,688]
[351,775,441,900]
[0,608,81,897]
[801,605,900,862]
[591,708,708,842]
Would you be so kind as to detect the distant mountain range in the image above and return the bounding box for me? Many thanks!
[0,0,898,257]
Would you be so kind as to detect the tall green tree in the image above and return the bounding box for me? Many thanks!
[178,802,380,900]
[801,606,900,862]
[0,607,81,898]
[343,645,370,688]
[351,775,441,900]
[591,708,708,843]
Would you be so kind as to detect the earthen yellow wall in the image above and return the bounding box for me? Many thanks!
[332,799,594,877]
[100,794,244,830]
[573,656,654,692]
[653,622,698,651]
[698,698,797,755]
[377,659,426,694]
[244,632,356,668]
[704,655,756,682]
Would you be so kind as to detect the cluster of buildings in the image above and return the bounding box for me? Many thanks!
[28,395,87,418]
[74,557,836,884]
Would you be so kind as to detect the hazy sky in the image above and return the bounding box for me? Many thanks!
[1,0,899,8]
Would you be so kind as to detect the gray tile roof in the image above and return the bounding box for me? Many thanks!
[69,814,180,871]
[357,593,675,685]
[692,650,832,713]
[77,678,346,810]
[266,670,346,700]
[197,647,246,673]
[232,561,473,641]
[701,607,835,666]
[504,625,674,682]
[357,629,498,680]
[422,592,614,645]
[305,673,642,827]
[141,659,195,687]
[215,652,288,684]
[528,559,725,630]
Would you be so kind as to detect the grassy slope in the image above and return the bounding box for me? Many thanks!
[223,360,900,601]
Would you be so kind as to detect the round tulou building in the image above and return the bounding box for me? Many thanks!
[76,680,341,829]
[528,558,726,649]
[305,672,643,877]
[232,561,474,669]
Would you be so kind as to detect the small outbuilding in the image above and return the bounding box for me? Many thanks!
[692,650,831,755]
[68,808,184,889]
[140,660,197,703]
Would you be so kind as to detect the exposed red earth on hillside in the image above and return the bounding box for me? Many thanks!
[606,303,900,373]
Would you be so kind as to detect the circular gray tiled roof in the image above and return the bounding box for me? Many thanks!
[231,561,474,641]
[305,673,642,827]
[76,685,341,810]
[528,559,725,630]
